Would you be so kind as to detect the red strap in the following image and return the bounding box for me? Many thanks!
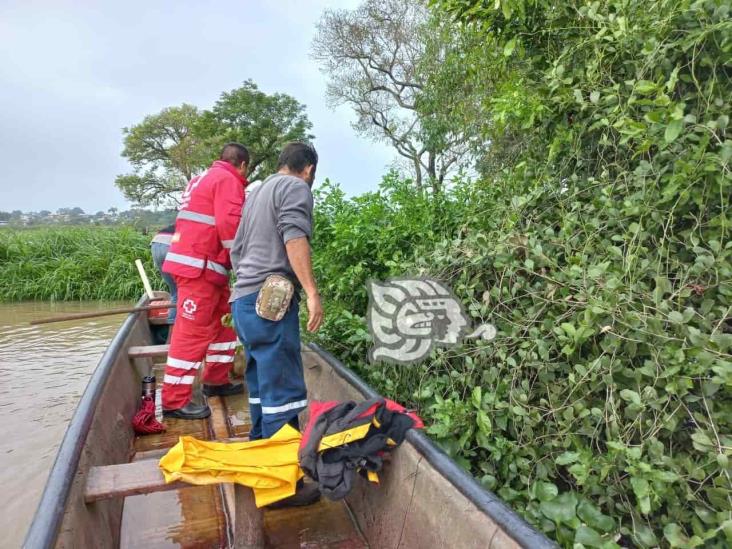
[300,400,340,450]
[385,398,424,429]
[132,397,166,435]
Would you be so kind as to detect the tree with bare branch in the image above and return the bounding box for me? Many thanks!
[312,0,471,193]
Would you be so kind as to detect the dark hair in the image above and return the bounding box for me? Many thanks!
[276,142,318,174]
[220,142,250,167]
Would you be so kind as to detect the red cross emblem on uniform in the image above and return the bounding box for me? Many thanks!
[182,298,197,316]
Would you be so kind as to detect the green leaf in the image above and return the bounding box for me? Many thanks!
[556,451,581,465]
[721,141,732,163]
[635,80,657,95]
[471,386,482,409]
[568,462,589,484]
[503,38,516,57]
[691,431,714,451]
[578,500,615,533]
[682,307,695,323]
[540,491,578,524]
[668,311,685,324]
[476,409,492,436]
[633,523,659,547]
[706,487,729,508]
[590,91,600,104]
[619,389,641,405]
[575,525,604,547]
[664,523,690,547]
[665,119,683,143]
[722,520,732,542]
[606,441,625,451]
[588,261,609,278]
[500,0,513,19]
[535,481,559,502]
[666,66,680,92]
[630,477,651,514]
[651,470,679,483]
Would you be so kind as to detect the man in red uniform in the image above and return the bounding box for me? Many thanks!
[161,143,250,419]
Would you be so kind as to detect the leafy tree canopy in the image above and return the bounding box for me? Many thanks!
[115,81,313,207]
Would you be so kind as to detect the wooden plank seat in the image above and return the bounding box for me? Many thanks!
[85,459,183,502]
[127,344,170,358]
[88,434,248,502]
[86,458,264,547]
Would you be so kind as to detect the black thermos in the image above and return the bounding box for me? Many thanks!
[142,375,156,402]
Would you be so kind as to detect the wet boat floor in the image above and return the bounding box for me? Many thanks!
[120,363,367,548]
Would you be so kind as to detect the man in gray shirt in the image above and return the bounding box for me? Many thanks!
[230,142,322,506]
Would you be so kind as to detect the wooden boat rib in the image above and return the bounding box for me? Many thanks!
[23,295,556,548]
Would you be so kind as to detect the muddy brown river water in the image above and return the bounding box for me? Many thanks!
[0,301,129,548]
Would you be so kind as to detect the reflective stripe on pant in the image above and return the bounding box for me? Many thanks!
[162,277,237,409]
[232,290,306,440]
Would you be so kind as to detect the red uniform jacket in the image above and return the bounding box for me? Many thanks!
[163,160,248,286]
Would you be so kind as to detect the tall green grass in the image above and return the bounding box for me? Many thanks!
[0,227,163,301]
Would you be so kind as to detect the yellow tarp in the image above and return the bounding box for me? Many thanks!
[159,424,304,507]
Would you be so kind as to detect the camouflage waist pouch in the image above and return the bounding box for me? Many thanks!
[256,274,295,321]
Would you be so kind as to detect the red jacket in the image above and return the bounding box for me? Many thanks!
[163,160,248,285]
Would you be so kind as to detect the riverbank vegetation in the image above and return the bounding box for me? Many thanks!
[0,227,160,301]
[309,1,731,547]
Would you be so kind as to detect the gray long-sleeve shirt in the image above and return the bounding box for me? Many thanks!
[230,173,314,300]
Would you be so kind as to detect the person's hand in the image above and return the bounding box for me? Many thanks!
[306,291,324,332]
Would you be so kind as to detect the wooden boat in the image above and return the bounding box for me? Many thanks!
[23,294,555,548]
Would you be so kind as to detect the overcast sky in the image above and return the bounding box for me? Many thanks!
[0,0,394,213]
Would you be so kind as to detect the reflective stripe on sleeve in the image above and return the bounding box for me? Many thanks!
[205,354,235,363]
[163,374,196,385]
[206,260,228,276]
[249,397,261,404]
[261,399,308,415]
[166,357,202,370]
[208,341,238,351]
[165,252,205,269]
[177,210,216,226]
[221,239,234,249]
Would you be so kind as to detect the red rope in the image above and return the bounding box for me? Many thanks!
[132,396,166,435]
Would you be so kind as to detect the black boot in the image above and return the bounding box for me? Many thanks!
[203,382,245,397]
[267,480,321,509]
[163,401,211,420]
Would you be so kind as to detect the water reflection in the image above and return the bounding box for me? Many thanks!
[0,301,130,547]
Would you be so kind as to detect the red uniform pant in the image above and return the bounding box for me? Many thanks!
[162,276,237,410]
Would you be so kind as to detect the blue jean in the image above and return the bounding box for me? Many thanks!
[231,290,306,440]
[151,242,177,322]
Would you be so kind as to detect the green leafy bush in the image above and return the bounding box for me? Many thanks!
[309,1,732,546]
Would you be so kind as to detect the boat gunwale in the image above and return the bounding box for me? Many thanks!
[22,296,147,549]
[307,342,557,549]
[21,302,554,548]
